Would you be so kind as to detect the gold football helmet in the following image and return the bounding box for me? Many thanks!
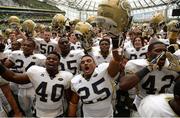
[8,16,21,30]
[150,12,165,31]
[94,0,131,34]
[35,24,45,33]
[51,14,65,33]
[167,20,180,44]
[151,12,164,24]
[22,19,36,37]
[74,21,93,51]
[86,15,96,26]
[70,19,81,26]
[4,28,13,38]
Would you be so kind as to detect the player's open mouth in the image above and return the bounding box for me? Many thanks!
[84,67,90,72]
[48,64,55,67]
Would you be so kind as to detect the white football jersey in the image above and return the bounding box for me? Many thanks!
[35,38,58,56]
[174,49,180,59]
[71,63,115,117]
[8,50,46,88]
[26,65,73,117]
[138,94,178,117]
[159,38,170,46]
[125,59,179,108]
[124,45,148,60]
[3,49,12,58]
[9,50,46,73]
[59,50,84,75]
[70,42,82,50]
[94,51,112,65]
[124,40,133,49]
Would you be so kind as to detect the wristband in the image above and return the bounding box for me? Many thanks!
[112,36,119,49]
[135,67,150,80]
[0,64,6,74]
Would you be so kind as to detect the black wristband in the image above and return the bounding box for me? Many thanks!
[112,36,119,49]
[0,64,6,74]
[135,67,150,80]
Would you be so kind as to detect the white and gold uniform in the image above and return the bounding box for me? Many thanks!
[125,59,179,108]
[60,50,84,75]
[174,49,180,59]
[70,42,82,50]
[138,94,178,117]
[94,51,112,65]
[124,45,148,60]
[35,38,58,56]
[8,50,46,116]
[26,65,73,117]
[71,63,115,117]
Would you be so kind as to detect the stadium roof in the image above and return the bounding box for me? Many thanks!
[48,0,176,11]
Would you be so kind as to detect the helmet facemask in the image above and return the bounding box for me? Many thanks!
[52,14,66,35]
[94,16,118,35]
[22,20,36,38]
[74,22,94,51]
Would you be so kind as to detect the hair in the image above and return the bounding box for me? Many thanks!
[80,54,96,63]
[48,51,61,61]
[148,41,165,52]
[174,79,180,96]
[58,37,69,44]
[0,43,5,52]
[133,36,144,47]
[23,38,36,47]
[44,26,51,32]
[99,38,110,45]
[12,40,21,47]
[128,30,135,35]
[67,31,74,38]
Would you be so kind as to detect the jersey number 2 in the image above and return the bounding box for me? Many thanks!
[77,78,111,104]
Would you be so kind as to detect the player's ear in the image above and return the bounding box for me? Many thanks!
[146,51,150,58]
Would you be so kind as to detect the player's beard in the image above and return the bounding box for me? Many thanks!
[46,66,59,76]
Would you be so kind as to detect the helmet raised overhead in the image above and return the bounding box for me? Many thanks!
[94,0,131,34]
[22,19,36,37]
[74,21,94,51]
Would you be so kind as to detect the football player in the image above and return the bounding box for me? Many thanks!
[0,51,73,117]
[0,80,22,117]
[120,41,180,115]
[4,39,46,116]
[94,38,112,65]
[4,30,17,51]
[124,31,137,49]
[68,32,81,50]
[35,27,58,56]
[3,40,21,57]
[58,37,84,75]
[0,41,22,117]
[124,37,147,60]
[138,79,180,117]
[68,35,122,117]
